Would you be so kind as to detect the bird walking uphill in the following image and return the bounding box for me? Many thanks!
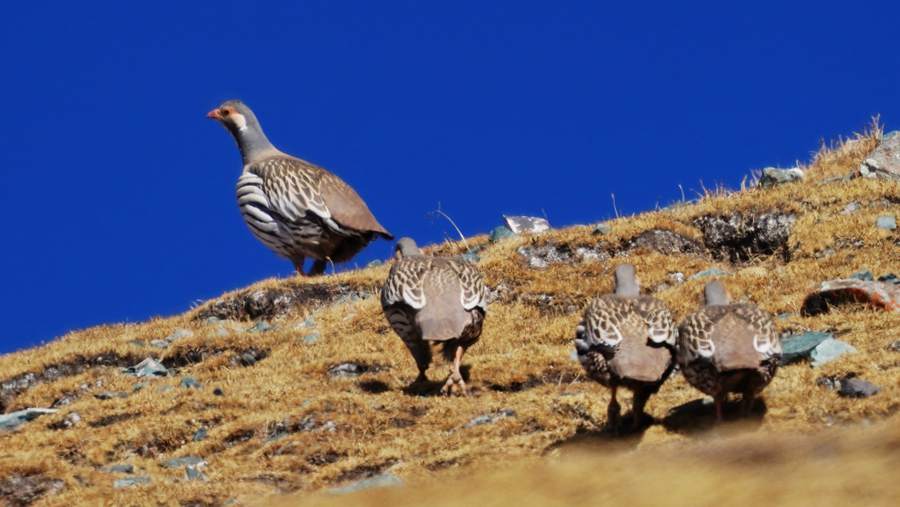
[574,264,676,431]
[381,238,488,396]
[677,281,781,422]
[207,100,392,275]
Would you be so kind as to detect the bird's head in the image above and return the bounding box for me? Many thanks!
[394,237,422,259]
[206,100,257,135]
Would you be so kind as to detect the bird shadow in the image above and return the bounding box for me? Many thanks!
[548,412,656,456]
[401,365,473,397]
[357,380,390,394]
[662,397,767,436]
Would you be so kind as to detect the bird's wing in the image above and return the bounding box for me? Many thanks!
[677,307,720,364]
[731,304,781,359]
[448,258,489,311]
[250,156,391,238]
[381,257,431,310]
[583,296,630,349]
[635,296,677,345]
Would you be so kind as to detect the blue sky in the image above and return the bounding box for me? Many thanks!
[1,1,898,353]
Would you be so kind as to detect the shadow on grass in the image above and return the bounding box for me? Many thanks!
[662,397,767,436]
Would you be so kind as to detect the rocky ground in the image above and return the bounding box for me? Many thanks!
[0,123,897,506]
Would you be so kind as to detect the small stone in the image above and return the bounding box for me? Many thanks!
[204,316,221,325]
[193,427,208,442]
[215,325,230,337]
[461,251,480,263]
[328,362,367,378]
[810,338,857,367]
[104,464,134,474]
[464,409,516,428]
[114,476,150,489]
[366,259,383,268]
[94,391,128,400]
[157,385,173,394]
[161,456,206,469]
[61,412,81,428]
[149,339,169,349]
[180,377,202,389]
[689,267,730,280]
[777,312,795,320]
[489,226,515,243]
[185,464,208,481]
[668,272,686,284]
[122,358,168,378]
[503,215,550,234]
[757,167,804,187]
[592,223,612,235]
[838,378,880,398]
[132,383,145,392]
[239,353,258,366]
[876,215,896,231]
[0,408,57,431]
[887,340,900,352]
[849,270,874,281]
[213,387,224,396]
[247,320,273,333]
[301,333,320,344]
[841,202,860,215]
[329,473,402,495]
[780,331,833,363]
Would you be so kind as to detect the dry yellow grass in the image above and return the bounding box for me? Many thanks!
[0,121,897,506]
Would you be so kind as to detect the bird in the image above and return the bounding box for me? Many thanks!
[381,237,488,395]
[574,264,676,431]
[676,281,781,422]
[207,100,392,276]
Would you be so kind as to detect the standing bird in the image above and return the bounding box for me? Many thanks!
[677,281,781,422]
[574,264,676,431]
[381,238,488,395]
[207,100,392,275]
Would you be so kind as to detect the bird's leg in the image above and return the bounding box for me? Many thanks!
[292,257,306,275]
[441,345,468,396]
[631,388,650,430]
[714,393,726,423]
[607,386,621,432]
[740,388,757,417]
[307,260,327,277]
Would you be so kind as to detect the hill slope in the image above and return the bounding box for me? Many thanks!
[1,123,898,506]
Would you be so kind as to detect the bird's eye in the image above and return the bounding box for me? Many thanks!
[221,109,230,116]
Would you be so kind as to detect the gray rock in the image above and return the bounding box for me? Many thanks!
[104,464,134,474]
[329,473,403,495]
[689,267,730,280]
[56,412,81,429]
[757,167,804,187]
[113,476,150,489]
[574,246,608,262]
[694,212,796,263]
[668,272,686,284]
[780,331,833,363]
[0,408,57,431]
[366,259,383,268]
[204,316,221,325]
[193,427,208,442]
[328,362,368,378]
[215,325,230,337]
[460,251,481,263]
[464,408,516,428]
[858,131,900,180]
[503,215,550,234]
[517,244,571,269]
[841,202,860,215]
[876,215,896,231]
[879,273,899,285]
[810,338,857,367]
[94,391,128,400]
[161,456,206,469]
[489,225,515,243]
[592,223,612,235]
[166,328,193,341]
[185,464,208,481]
[301,333,320,344]
[624,229,704,256]
[157,385,173,394]
[839,378,880,398]
[149,339,170,349]
[180,377,202,389]
[122,358,168,378]
[132,383,145,392]
[887,340,900,352]
[247,320,273,333]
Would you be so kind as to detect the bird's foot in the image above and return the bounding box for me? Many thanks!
[440,374,469,397]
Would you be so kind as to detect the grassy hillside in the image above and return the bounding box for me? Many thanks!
[1,122,897,506]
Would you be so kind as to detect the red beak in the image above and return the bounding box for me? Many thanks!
[206,108,222,120]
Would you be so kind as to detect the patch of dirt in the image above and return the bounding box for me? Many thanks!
[0,472,64,507]
[622,229,706,256]
[333,459,398,484]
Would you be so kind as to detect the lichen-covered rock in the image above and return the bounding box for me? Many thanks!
[801,279,900,316]
[195,282,368,321]
[623,229,705,256]
[0,473,64,505]
[694,212,796,262]
[757,167,804,187]
[0,408,57,431]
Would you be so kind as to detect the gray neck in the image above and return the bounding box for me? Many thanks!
[614,269,640,298]
[227,116,277,165]
[704,282,730,306]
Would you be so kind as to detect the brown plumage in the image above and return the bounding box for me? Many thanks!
[574,264,676,430]
[381,238,488,395]
[677,281,781,422]
[208,100,392,276]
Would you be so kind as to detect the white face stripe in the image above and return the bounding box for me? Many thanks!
[232,112,248,132]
